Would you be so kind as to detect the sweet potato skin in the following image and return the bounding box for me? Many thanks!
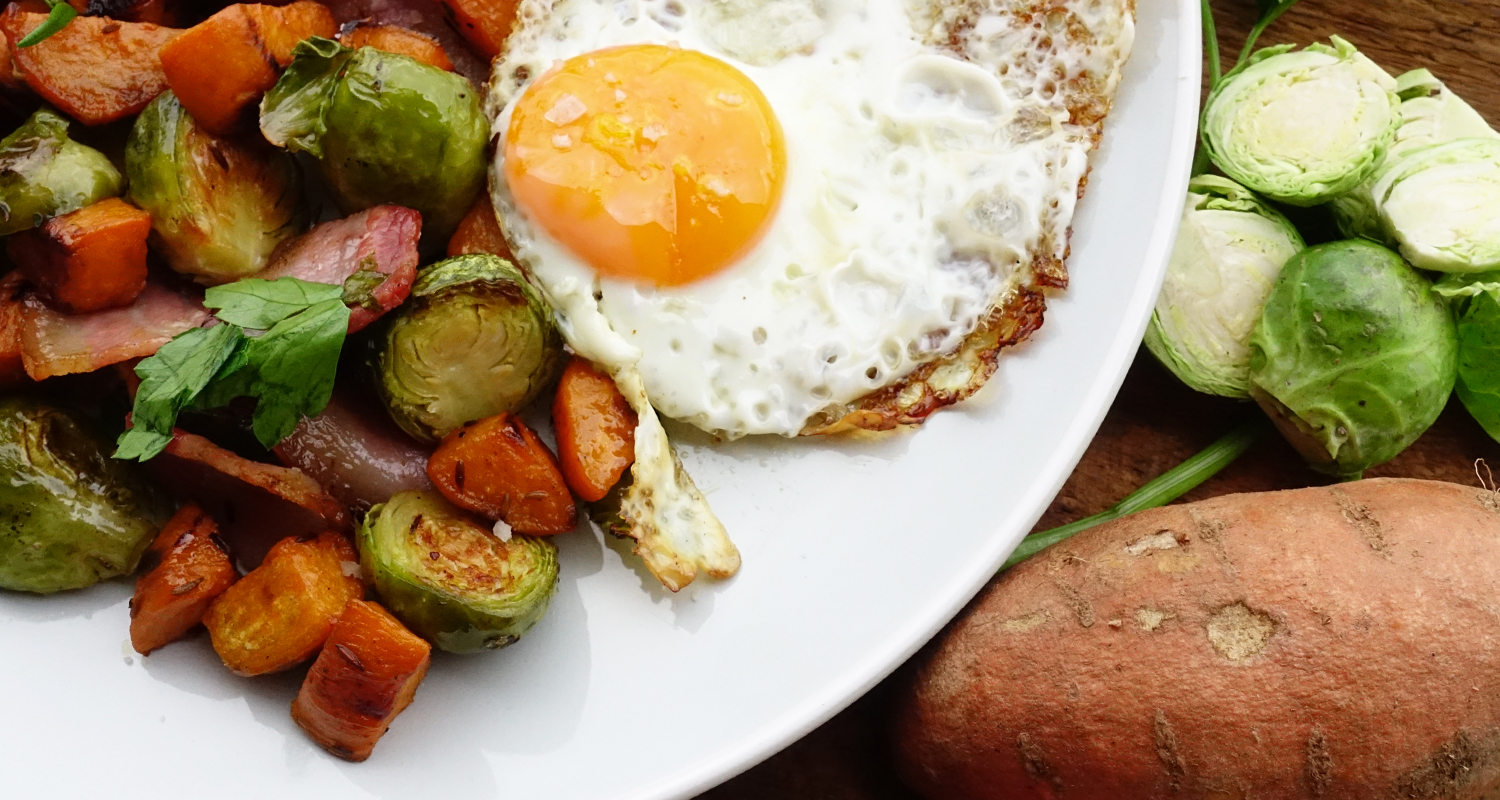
[0,10,180,125]
[203,529,362,676]
[552,356,635,502]
[129,502,236,655]
[445,193,511,259]
[9,198,150,314]
[427,412,576,534]
[894,479,1500,800]
[291,599,431,762]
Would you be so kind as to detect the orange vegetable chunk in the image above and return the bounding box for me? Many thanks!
[129,502,237,655]
[434,0,514,59]
[427,413,576,534]
[158,1,335,135]
[0,9,180,125]
[0,271,28,390]
[8,198,150,315]
[203,529,362,676]
[337,21,452,71]
[445,193,512,259]
[552,357,636,502]
[291,599,431,762]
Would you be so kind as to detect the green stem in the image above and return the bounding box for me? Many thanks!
[17,0,76,48]
[1190,0,1222,176]
[1002,416,1269,570]
[1236,3,1296,68]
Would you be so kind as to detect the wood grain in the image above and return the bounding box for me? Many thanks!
[703,1,1500,797]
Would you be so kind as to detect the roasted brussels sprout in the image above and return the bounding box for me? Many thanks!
[1144,175,1305,398]
[1202,38,1400,207]
[260,38,487,243]
[375,254,564,441]
[1248,240,1457,478]
[127,91,307,285]
[359,490,558,653]
[1368,138,1500,273]
[0,397,170,593]
[0,107,122,237]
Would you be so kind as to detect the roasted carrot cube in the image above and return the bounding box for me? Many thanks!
[203,529,362,676]
[553,357,636,502]
[435,0,516,59]
[158,1,335,136]
[0,10,180,125]
[337,21,452,71]
[446,193,513,259]
[8,198,150,315]
[427,413,576,534]
[291,600,431,762]
[129,503,237,655]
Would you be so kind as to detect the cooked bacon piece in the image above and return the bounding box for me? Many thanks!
[337,20,452,71]
[273,387,434,516]
[19,280,210,381]
[257,205,420,333]
[0,272,28,390]
[9,198,151,315]
[0,10,180,126]
[145,428,351,569]
[129,503,237,655]
[318,0,486,85]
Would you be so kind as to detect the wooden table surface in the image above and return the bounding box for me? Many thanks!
[701,0,1500,796]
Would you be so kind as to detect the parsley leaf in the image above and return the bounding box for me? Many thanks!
[17,0,78,49]
[244,298,350,447]
[113,324,247,461]
[204,277,345,330]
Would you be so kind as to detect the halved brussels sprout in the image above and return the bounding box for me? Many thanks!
[0,107,122,236]
[260,38,487,243]
[359,490,558,653]
[1332,69,1498,242]
[1202,37,1400,207]
[1248,240,1457,478]
[1144,175,1305,398]
[0,397,170,593]
[375,254,564,442]
[127,91,307,285]
[1369,138,1500,273]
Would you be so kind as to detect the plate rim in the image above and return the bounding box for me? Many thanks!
[640,3,1204,797]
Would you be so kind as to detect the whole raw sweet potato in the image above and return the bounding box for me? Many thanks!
[894,478,1500,800]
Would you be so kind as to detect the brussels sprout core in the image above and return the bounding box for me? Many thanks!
[1145,175,1304,398]
[0,107,122,236]
[1371,138,1500,273]
[360,490,558,653]
[375,254,564,442]
[1248,240,1457,478]
[1202,38,1400,207]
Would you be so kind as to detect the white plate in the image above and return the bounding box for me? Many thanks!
[0,2,1198,796]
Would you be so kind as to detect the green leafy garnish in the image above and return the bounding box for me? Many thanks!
[17,0,78,49]
[341,262,387,311]
[114,277,351,462]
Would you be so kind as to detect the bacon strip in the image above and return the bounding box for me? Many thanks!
[20,280,210,381]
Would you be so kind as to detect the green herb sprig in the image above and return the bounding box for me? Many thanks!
[17,0,78,49]
[114,277,351,462]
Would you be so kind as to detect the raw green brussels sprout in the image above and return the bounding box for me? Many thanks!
[1248,240,1457,478]
[0,397,170,594]
[1368,138,1500,273]
[1454,291,1500,443]
[359,490,558,653]
[1202,37,1400,207]
[375,254,564,441]
[0,107,122,236]
[127,91,307,284]
[1332,69,1499,242]
[1144,175,1305,398]
[260,38,487,243]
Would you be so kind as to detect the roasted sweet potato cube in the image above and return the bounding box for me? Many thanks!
[427,413,576,534]
[129,503,237,655]
[158,1,335,135]
[291,600,431,762]
[337,21,452,71]
[0,10,180,125]
[8,198,150,315]
[434,0,515,59]
[552,357,636,503]
[203,529,362,676]
[445,194,512,259]
[0,271,27,390]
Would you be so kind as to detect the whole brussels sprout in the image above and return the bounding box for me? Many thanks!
[260,38,488,243]
[1202,37,1400,207]
[127,91,308,285]
[1332,69,1499,242]
[1144,175,1305,398]
[1454,291,1500,443]
[360,490,558,653]
[0,397,170,593]
[0,107,122,236]
[1368,138,1500,273]
[1248,240,1457,478]
[375,254,564,441]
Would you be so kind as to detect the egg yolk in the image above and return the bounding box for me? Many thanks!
[504,45,786,287]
